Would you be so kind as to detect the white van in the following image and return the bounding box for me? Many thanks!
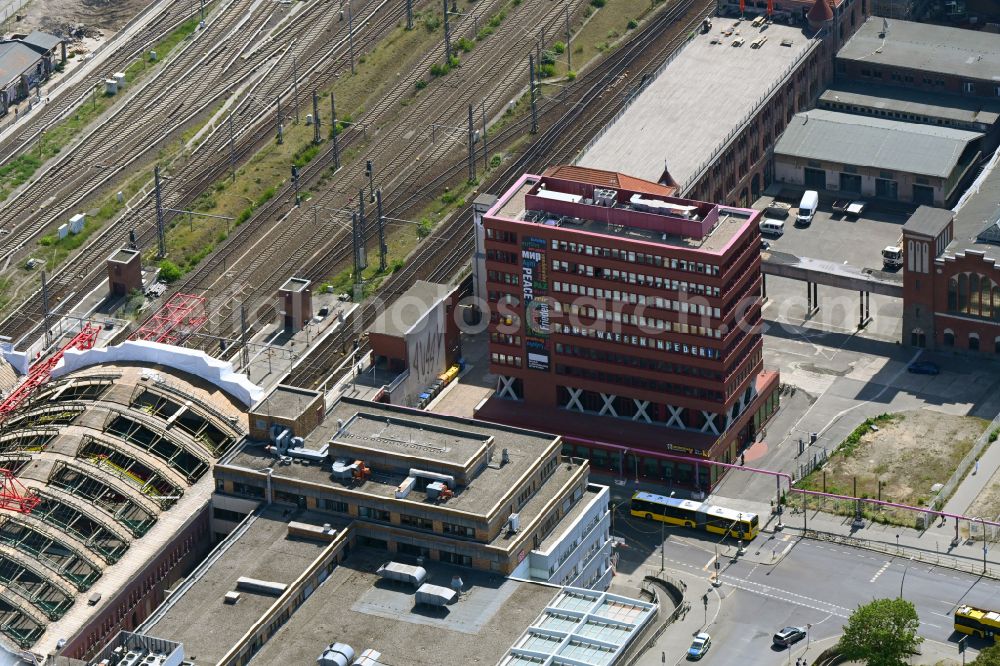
[759,218,785,236]
[796,190,819,226]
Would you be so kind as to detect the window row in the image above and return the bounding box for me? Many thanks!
[552,281,721,318]
[553,322,721,359]
[486,228,518,243]
[548,238,721,276]
[488,269,520,285]
[491,352,523,368]
[551,299,723,340]
[491,332,522,346]
[554,342,724,381]
[487,249,518,264]
[551,261,721,298]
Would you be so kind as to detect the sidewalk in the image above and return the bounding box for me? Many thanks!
[715,495,1000,576]
[942,434,1000,517]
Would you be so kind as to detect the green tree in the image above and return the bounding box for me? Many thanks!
[838,598,923,666]
[972,644,1000,665]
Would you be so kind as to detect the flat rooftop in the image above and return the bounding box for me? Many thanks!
[578,17,816,190]
[108,248,139,263]
[252,383,321,422]
[774,109,982,179]
[837,17,1000,82]
[370,279,454,339]
[820,82,1000,127]
[489,169,757,254]
[334,411,491,467]
[144,507,330,665]
[246,548,559,666]
[279,277,310,292]
[224,398,565,520]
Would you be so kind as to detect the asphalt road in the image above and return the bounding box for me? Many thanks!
[615,510,998,666]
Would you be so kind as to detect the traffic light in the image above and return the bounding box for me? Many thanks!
[702,593,709,608]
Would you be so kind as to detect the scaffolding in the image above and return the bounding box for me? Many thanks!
[131,292,208,345]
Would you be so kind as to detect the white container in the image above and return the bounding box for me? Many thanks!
[113,72,126,88]
[69,213,85,234]
[57,223,68,239]
[104,79,117,95]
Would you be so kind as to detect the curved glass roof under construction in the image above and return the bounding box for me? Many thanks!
[0,363,248,651]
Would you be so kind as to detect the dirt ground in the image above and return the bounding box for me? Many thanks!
[968,465,1000,523]
[799,410,988,523]
[4,0,151,43]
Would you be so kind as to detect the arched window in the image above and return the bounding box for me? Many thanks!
[958,274,969,313]
[948,278,958,311]
[969,333,980,352]
[910,328,926,348]
[943,329,955,347]
[995,336,1000,354]
[969,274,981,316]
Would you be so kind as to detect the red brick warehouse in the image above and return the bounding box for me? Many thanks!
[475,166,780,493]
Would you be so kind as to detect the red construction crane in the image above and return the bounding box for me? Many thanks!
[0,469,39,514]
[0,323,100,515]
[0,323,101,421]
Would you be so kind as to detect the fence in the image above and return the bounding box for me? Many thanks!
[802,528,1000,580]
[796,448,828,481]
[932,410,1000,511]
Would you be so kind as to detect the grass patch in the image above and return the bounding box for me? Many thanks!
[796,411,989,528]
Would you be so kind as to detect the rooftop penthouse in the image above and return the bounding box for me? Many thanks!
[490,166,758,253]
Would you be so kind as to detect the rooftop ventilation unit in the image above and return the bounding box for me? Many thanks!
[508,513,521,534]
[318,643,356,666]
[593,188,617,207]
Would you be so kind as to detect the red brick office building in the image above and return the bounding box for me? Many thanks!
[475,166,780,492]
[903,206,1000,354]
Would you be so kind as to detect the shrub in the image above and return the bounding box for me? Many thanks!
[566,70,577,80]
[415,79,427,90]
[553,41,566,54]
[417,218,433,238]
[158,260,182,283]
[590,0,605,8]
[423,13,441,31]
[627,18,638,29]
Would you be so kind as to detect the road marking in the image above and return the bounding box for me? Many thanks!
[720,576,853,618]
[870,561,891,583]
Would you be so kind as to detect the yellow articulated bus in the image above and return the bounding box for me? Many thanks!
[630,491,760,540]
[955,605,1000,642]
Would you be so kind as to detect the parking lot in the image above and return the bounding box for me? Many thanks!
[755,195,909,342]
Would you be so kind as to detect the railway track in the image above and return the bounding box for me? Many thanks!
[146,0,589,347]
[0,0,400,342]
[286,0,715,387]
[0,0,193,164]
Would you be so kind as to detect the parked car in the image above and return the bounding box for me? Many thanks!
[687,632,711,660]
[907,361,940,375]
[773,626,807,647]
[832,199,867,218]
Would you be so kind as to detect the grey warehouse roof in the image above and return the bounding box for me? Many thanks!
[819,82,1000,127]
[774,109,982,179]
[0,42,41,86]
[370,280,453,339]
[21,31,62,53]
[837,17,1000,82]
